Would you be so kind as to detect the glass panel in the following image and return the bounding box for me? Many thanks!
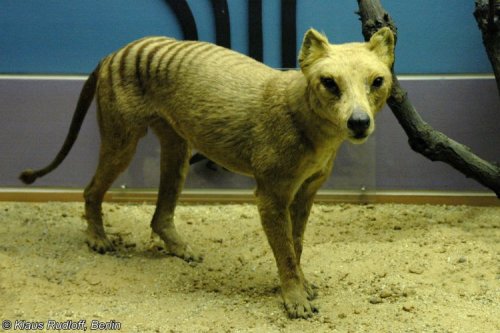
[114,132,376,194]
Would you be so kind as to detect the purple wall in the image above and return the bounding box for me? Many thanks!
[1,76,498,192]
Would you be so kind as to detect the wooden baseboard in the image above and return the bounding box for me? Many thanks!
[0,188,498,206]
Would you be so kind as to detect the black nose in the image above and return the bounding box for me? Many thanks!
[347,111,371,134]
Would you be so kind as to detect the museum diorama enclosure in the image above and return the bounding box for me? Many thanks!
[1,0,498,331]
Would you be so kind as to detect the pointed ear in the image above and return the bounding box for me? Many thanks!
[298,29,330,71]
[368,27,395,67]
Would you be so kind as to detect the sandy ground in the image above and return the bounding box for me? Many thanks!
[0,201,498,332]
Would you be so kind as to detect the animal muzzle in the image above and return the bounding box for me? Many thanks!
[347,110,371,140]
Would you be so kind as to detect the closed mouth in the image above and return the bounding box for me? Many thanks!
[350,131,369,140]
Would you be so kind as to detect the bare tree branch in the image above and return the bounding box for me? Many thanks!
[357,0,500,197]
[474,0,500,94]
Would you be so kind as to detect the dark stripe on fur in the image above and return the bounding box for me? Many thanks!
[145,40,173,85]
[173,42,211,75]
[161,41,195,80]
[135,40,159,94]
[105,53,118,102]
[154,42,184,80]
[119,41,140,84]
[177,42,215,70]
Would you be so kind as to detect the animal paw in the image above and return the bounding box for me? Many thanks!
[168,243,203,263]
[283,295,319,319]
[85,234,115,254]
[149,233,203,263]
[282,285,319,319]
[304,280,318,300]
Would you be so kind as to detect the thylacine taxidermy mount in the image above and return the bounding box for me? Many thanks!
[20,27,394,319]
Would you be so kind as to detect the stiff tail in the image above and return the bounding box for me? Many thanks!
[19,64,101,184]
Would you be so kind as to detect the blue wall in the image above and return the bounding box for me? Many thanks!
[0,0,492,74]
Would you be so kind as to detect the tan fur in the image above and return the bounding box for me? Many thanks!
[20,28,394,318]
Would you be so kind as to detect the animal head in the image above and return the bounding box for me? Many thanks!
[298,27,394,144]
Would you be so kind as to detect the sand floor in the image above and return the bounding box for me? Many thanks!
[0,201,498,332]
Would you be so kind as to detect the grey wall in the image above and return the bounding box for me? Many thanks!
[1,76,498,192]
[376,78,499,191]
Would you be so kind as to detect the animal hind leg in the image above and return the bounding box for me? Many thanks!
[150,120,202,262]
[84,130,142,253]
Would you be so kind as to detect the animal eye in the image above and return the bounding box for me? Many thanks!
[320,77,340,95]
[372,77,384,89]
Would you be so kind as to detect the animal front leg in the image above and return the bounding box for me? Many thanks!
[256,184,318,319]
[290,173,329,300]
[290,196,317,300]
[290,161,333,300]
